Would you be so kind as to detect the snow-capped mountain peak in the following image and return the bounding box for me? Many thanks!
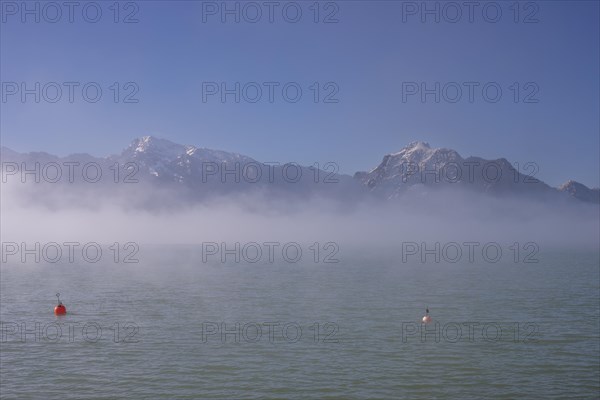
[128,136,187,158]
[390,141,430,157]
[2,137,597,204]
[354,141,572,200]
[115,135,263,182]
[406,140,430,150]
[125,136,254,164]
[373,142,462,176]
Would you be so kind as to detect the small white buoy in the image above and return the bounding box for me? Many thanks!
[422,306,431,324]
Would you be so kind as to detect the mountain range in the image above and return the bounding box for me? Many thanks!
[1,136,598,205]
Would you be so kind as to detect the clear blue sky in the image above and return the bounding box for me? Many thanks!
[1,0,599,187]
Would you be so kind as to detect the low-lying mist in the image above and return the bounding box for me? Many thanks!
[2,182,598,251]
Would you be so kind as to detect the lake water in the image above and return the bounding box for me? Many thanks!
[1,248,599,399]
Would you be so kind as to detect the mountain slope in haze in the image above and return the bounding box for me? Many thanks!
[0,136,361,206]
[1,137,598,205]
[113,136,361,201]
[558,180,600,204]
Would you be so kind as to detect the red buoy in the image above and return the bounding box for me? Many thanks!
[54,293,66,315]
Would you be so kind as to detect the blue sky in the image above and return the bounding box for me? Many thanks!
[1,0,599,187]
